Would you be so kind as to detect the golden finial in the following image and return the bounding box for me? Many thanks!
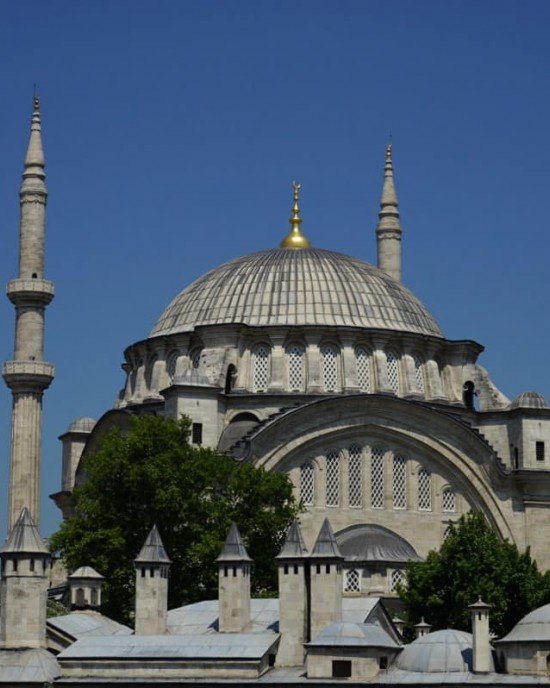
[280,181,312,249]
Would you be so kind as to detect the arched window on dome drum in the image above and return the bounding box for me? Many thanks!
[386,350,400,394]
[326,451,340,506]
[414,355,425,394]
[389,569,406,592]
[348,445,362,508]
[252,344,271,392]
[286,343,305,392]
[343,568,361,593]
[442,486,456,512]
[321,343,339,392]
[393,455,407,509]
[418,468,432,511]
[299,461,314,505]
[166,350,179,382]
[355,346,371,392]
[371,447,385,509]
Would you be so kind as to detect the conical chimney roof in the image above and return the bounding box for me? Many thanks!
[276,520,308,559]
[216,523,252,563]
[1,507,48,555]
[134,525,172,564]
[310,518,343,559]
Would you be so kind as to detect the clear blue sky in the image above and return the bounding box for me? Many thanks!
[1,0,550,536]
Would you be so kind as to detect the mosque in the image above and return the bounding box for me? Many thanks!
[3,100,550,684]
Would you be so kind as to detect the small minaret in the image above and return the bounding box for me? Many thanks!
[276,520,309,666]
[68,566,105,610]
[216,523,252,632]
[0,507,50,648]
[3,97,55,530]
[469,597,491,673]
[376,143,403,282]
[309,518,344,638]
[134,525,171,635]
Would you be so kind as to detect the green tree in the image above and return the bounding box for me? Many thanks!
[50,415,300,623]
[399,511,550,638]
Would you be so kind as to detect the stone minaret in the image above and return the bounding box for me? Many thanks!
[134,525,172,635]
[309,518,344,638]
[469,597,491,673]
[216,523,252,632]
[0,507,50,648]
[3,97,55,530]
[376,143,403,282]
[276,520,309,666]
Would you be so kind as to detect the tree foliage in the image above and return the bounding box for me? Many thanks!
[399,511,550,637]
[50,415,301,623]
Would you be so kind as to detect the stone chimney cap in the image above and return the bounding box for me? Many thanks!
[216,523,252,563]
[1,507,49,555]
[69,565,105,580]
[276,520,308,559]
[134,525,172,564]
[310,518,344,559]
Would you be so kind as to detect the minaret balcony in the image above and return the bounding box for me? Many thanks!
[3,360,55,391]
[7,278,54,306]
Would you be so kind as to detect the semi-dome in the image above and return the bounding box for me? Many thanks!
[335,524,422,563]
[150,248,443,338]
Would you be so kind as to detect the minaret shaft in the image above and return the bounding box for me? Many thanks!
[3,98,54,530]
[376,144,403,282]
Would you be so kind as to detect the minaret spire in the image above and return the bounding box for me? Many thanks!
[3,97,55,529]
[376,143,403,281]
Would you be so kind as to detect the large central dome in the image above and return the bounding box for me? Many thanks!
[151,248,442,338]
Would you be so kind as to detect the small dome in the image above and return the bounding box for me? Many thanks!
[68,417,96,433]
[395,629,493,673]
[150,248,443,338]
[308,622,398,648]
[509,391,548,410]
[335,524,422,563]
[499,603,550,643]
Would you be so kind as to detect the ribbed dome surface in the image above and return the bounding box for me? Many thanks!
[396,629,480,673]
[151,249,443,338]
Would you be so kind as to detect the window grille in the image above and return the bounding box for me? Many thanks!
[393,455,407,509]
[536,441,545,462]
[355,346,371,392]
[390,569,406,592]
[252,344,270,392]
[321,343,338,392]
[166,351,178,381]
[287,343,305,392]
[371,447,385,509]
[344,568,361,593]
[386,351,400,393]
[348,445,362,507]
[442,486,456,512]
[192,423,203,445]
[414,355,425,393]
[299,462,314,505]
[418,469,432,511]
[443,524,453,540]
[191,348,202,369]
[326,451,340,506]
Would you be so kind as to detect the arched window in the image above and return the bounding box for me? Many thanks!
[225,364,237,394]
[326,451,340,506]
[371,447,385,509]
[252,344,271,392]
[166,350,179,382]
[355,346,371,392]
[287,343,305,392]
[76,588,85,606]
[190,348,202,370]
[389,569,406,592]
[414,355,425,393]
[320,343,338,392]
[418,468,432,511]
[348,445,362,508]
[386,350,400,393]
[299,462,314,505]
[90,588,98,606]
[442,486,456,512]
[393,455,407,509]
[343,568,361,593]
